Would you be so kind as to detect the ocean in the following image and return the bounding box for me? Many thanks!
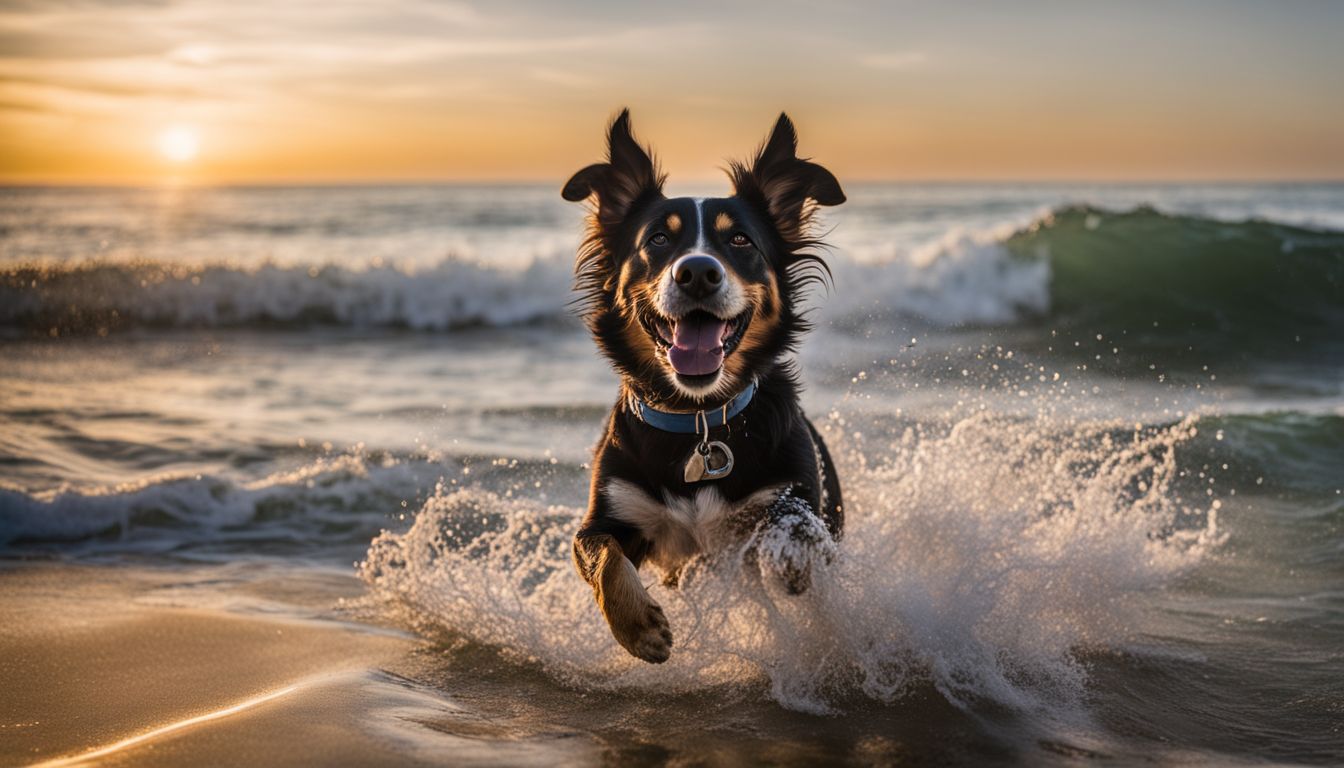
[1,182,1342,765]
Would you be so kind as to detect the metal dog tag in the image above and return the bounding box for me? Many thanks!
[683,440,734,483]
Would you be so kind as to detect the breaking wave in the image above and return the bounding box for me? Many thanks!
[3,207,1340,345]
[1013,206,1344,354]
[838,205,1344,345]
[0,257,576,334]
[0,453,425,553]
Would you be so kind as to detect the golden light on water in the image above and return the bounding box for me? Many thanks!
[157,126,200,164]
[29,683,304,768]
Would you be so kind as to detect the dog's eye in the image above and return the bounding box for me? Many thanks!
[730,233,752,247]
[648,233,669,247]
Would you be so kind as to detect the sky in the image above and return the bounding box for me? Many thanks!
[1,0,1342,184]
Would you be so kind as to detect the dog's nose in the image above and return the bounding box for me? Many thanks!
[671,255,725,299]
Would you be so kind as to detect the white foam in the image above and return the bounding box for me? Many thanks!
[2,256,577,331]
[828,223,1051,326]
[0,209,1053,332]
[359,412,1222,718]
[0,453,429,550]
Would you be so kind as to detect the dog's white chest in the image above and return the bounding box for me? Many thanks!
[603,479,784,571]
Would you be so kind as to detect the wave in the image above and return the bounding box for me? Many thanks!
[0,453,442,553]
[2,409,1324,550]
[833,219,1051,326]
[0,257,577,333]
[1190,411,1344,498]
[1014,206,1344,349]
[839,205,1344,339]
[3,206,1341,352]
[0,449,585,556]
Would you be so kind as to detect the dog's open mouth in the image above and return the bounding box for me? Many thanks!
[643,308,751,377]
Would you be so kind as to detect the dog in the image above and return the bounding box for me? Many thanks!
[562,110,845,663]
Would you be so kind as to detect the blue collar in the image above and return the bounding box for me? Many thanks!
[633,381,757,434]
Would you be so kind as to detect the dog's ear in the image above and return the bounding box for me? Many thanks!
[730,113,844,239]
[562,109,664,227]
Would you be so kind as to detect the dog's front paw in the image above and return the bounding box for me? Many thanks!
[609,600,673,663]
[754,496,837,596]
[595,552,674,663]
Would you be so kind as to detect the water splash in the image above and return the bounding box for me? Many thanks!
[359,411,1222,717]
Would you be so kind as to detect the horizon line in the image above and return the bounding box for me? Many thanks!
[4,177,1343,190]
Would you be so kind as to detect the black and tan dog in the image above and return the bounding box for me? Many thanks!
[562,110,845,663]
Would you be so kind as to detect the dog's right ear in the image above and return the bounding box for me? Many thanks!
[562,109,664,226]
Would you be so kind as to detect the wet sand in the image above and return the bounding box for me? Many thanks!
[0,563,998,767]
[0,564,435,767]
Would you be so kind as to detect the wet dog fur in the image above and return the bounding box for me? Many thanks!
[563,110,845,663]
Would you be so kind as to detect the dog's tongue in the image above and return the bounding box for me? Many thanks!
[668,314,727,376]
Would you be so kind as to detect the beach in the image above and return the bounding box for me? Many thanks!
[1,564,426,766]
[2,183,1342,765]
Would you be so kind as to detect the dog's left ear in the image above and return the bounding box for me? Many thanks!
[730,113,844,238]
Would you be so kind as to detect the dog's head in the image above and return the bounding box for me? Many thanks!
[563,110,844,407]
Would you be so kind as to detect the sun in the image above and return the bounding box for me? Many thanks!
[157,126,200,163]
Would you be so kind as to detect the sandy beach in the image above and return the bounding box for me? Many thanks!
[0,564,445,767]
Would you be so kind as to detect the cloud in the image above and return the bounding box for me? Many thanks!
[0,0,580,116]
[0,0,174,11]
[0,72,199,97]
[860,51,928,71]
[0,28,173,59]
[529,68,594,90]
[0,95,51,113]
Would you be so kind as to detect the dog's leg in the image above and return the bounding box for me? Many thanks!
[752,491,837,596]
[805,418,844,539]
[573,533,673,663]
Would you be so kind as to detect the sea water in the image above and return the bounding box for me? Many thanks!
[2,183,1342,763]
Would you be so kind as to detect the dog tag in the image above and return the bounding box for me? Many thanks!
[683,440,734,483]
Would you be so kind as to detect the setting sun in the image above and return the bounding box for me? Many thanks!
[157,126,200,163]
